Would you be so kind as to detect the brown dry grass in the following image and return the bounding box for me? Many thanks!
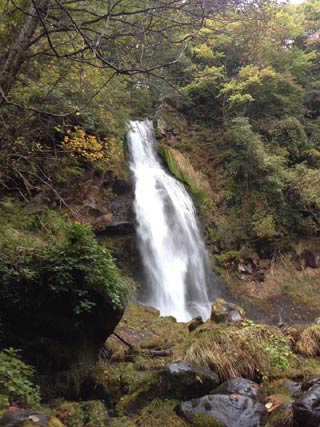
[295,325,320,357]
[185,323,296,381]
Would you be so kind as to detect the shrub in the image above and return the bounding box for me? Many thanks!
[0,348,40,408]
[0,221,127,318]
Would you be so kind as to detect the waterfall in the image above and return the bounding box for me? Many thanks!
[127,119,212,322]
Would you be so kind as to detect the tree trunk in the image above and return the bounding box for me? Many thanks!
[0,0,50,100]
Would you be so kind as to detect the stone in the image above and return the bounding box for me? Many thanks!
[302,249,320,268]
[283,379,301,397]
[176,394,267,427]
[315,317,320,325]
[164,361,219,399]
[0,411,63,427]
[188,316,204,332]
[301,375,320,392]
[292,384,320,427]
[211,298,245,323]
[112,179,132,196]
[211,377,265,403]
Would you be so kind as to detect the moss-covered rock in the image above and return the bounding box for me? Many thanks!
[211,298,245,323]
[0,411,64,427]
[159,145,211,197]
[0,216,127,400]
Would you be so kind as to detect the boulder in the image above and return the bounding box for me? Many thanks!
[292,384,320,427]
[211,298,245,324]
[211,377,265,403]
[0,284,123,400]
[301,375,320,392]
[188,316,204,333]
[159,145,212,196]
[164,361,219,399]
[302,249,320,268]
[283,379,301,397]
[0,411,63,427]
[176,394,266,427]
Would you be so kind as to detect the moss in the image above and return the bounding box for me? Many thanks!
[192,413,224,427]
[133,399,188,427]
[264,407,293,427]
[159,145,210,198]
[54,400,109,427]
[48,418,65,427]
[109,417,136,427]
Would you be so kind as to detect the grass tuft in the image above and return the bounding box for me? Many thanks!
[185,323,296,381]
[295,325,320,357]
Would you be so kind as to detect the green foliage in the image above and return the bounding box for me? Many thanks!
[0,348,40,408]
[56,401,109,427]
[45,222,126,311]
[0,208,127,319]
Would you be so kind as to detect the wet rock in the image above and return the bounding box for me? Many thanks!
[283,379,301,397]
[165,361,219,399]
[188,316,204,333]
[112,179,132,196]
[176,394,267,427]
[302,249,320,268]
[211,298,245,323]
[0,410,63,427]
[301,375,320,392]
[211,377,265,403]
[292,384,320,427]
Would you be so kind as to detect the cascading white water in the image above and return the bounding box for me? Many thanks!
[128,120,212,322]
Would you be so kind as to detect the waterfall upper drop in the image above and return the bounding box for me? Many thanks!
[128,120,212,322]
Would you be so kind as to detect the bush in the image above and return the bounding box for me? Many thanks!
[0,348,40,408]
[0,221,127,318]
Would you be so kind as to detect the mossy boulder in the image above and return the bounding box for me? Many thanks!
[211,298,245,323]
[164,361,219,400]
[0,222,126,400]
[0,411,63,427]
[159,145,211,197]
